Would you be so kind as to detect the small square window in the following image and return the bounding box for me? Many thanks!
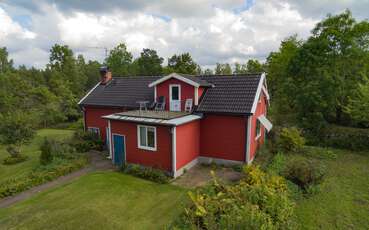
[256,120,262,139]
[137,125,157,151]
[88,127,100,137]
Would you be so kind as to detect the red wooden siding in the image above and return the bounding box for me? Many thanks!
[84,106,125,141]
[156,78,195,111]
[249,91,267,161]
[110,120,172,172]
[176,120,200,170]
[200,114,246,162]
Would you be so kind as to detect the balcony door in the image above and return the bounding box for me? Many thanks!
[169,84,181,111]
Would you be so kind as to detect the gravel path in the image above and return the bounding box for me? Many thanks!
[0,151,115,209]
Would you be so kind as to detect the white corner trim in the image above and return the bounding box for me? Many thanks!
[78,82,100,105]
[246,116,252,164]
[172,127,177,176]
[154,86,157,102]
[108,120,112,159]
[174,158,198,178]
[198,156,243,166]
[148,73,200,88]
[250,73,266,114]
[194,86,199,105]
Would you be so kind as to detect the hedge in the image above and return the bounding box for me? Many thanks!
[317,125,369,150]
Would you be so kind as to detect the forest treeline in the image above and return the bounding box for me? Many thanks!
[0,10,368,136]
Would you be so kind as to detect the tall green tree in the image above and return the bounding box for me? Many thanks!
[246,59,264,73]
[0,47,13,73]
[105,43,133,76]
[288,10,369,129]
[215,63,232,74]
[166,53,199,74]
[136,48,163,75]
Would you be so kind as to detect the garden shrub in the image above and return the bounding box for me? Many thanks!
[3,155,28,165]
[122,163,170,184]
[71,130,104,152]
[173,166,295,230]
[2,145,28,165]
[277,127,305,153]
[40,138,54,165]
[267,152,287,175]
[282,157,326,190]
[0,157,87,198]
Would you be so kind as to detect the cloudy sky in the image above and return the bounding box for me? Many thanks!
[0,0,368,68]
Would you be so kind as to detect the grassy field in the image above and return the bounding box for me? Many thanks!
[0,129,75,184]
[0,172,187,230]
[294,149,369,229]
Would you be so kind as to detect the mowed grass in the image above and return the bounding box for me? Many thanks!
[294,149,369,229]
[0,172,188,230]
[0,129,75,184]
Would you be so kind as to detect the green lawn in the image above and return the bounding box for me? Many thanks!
[0,129,75,184]
[294,149,369,229]
[0,172,187,230]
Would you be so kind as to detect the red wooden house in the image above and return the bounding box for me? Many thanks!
[79,68,272,177]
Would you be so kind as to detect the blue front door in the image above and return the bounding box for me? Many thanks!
[113,135,125,166]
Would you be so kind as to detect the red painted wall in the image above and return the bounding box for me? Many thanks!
[200,114,246,162]
[84,106,125,141]
[110,120,172,172]
[249,91,267,161]
[176,120,200,170]
[156,78,195,111]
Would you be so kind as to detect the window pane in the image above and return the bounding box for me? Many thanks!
[172,86,179,100]
[147,127,155,148]
[139,126,147,146]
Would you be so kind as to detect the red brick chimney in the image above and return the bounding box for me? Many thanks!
[100,66,112,85]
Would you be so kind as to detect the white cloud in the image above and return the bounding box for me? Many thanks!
[0,7,36,41]
[0,0,367,68]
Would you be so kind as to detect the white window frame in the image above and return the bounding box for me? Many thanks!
[137,125,157,151]
[88,127,100,136]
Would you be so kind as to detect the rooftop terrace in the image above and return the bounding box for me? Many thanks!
[116,110,190,120]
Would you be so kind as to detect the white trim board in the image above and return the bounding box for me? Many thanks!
[78,82,100,105]
[171,127,177,176]
[108,120,112,159]
[246,116,252,164]
[250,73,266,114]
[149,73,201,88]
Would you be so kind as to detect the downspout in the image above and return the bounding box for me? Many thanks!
[108,120,112,160]
[171,126,177,177]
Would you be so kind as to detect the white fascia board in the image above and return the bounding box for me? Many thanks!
[250,73,266,114]
[148,73,200,88]
[78,82,100,105]
[103,114,202,126]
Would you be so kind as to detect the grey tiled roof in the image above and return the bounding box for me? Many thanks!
[80,74,262,114]
[196,74,262,114]
[177,74,214,87]
[80,76,160,108]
